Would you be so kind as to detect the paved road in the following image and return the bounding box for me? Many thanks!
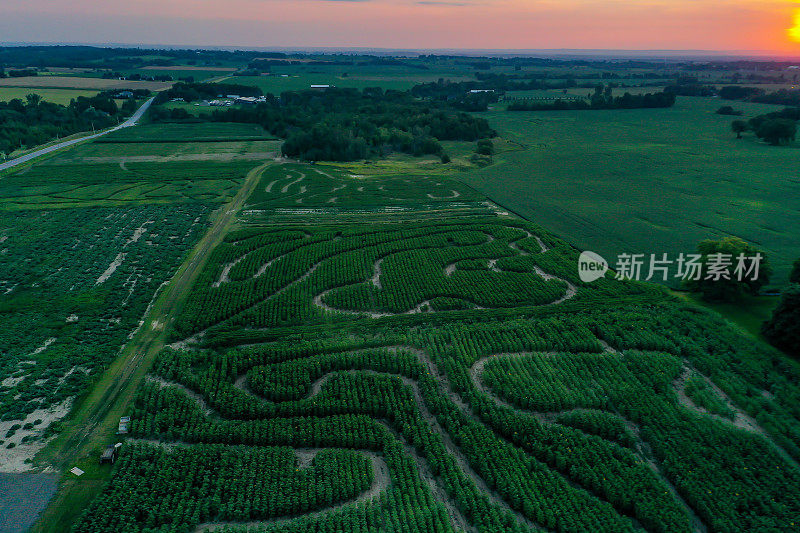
[0,97,155,172]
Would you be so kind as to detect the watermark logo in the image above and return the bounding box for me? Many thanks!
[578,251,608,283]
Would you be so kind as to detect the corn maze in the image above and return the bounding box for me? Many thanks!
[73,163,800,533]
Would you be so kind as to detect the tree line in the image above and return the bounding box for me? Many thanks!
[0,92,138,156]
[731,107,799,145]
[508,85,676,111]
[153,83,495,162]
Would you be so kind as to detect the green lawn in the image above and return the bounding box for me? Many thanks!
[461,96,800,286]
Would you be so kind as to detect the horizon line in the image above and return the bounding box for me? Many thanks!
[3,41,800,60]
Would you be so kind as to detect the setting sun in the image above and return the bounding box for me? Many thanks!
[789,9,800,42]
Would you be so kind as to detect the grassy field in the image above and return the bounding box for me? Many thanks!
[0,87,99,105]
[461,96,800,286]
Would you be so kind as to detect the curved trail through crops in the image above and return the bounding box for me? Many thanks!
[184,224,571,340]
[127,437,391,533]
[193,227,491,334]
[673,366,800,472]
[312,227,576,318]
[152,341,716,532]
[427,190,461,200]
[280,173,305,193]
[243,365,546,533]
[148,375,478,533]
[469,351,708,533]
[195,450,390,533]
[211,254,245,288]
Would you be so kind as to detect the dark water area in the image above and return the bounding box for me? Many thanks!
[0,473,58,533]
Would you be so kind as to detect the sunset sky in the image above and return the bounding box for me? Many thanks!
[1,0,800,54]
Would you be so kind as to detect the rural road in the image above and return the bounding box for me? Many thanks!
[0,97,155,172]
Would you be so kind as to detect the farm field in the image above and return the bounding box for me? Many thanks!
[227,61,477,92]
[0,123,280,528]
[4,54,799,533]
[99,122,277,143]
[0,87,99,105]
[0,76,172,91]
[43,140,282,163]
[231,73,471,93]
[49,154,800,533]
[463,96,800,285]
[0,204,211,472]
[0,159,256,209]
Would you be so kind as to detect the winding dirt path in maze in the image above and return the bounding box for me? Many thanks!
[182,224,574,344]
[128,438,391,533]
[195,450,391,533]
[673,365,800,472]
[313,226,575,318]
[153,340,719,532]
[469,352,708,533]
[280,173,305,193]
[148,376,478,533]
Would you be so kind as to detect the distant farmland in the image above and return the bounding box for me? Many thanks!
[462,96,800,286]
[0,76,171,91]
[0,87,98,105]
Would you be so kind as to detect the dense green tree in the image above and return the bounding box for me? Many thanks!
[157,86,493,162]
[790,258,800,284]
[717,106,742,116]
[508,88,675,111]
[684,237,771,302]
[0,95,120,153]
[762,284,800,357]
[731,120,748,139]
[755,118,797,146]
[476,139,494,156]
